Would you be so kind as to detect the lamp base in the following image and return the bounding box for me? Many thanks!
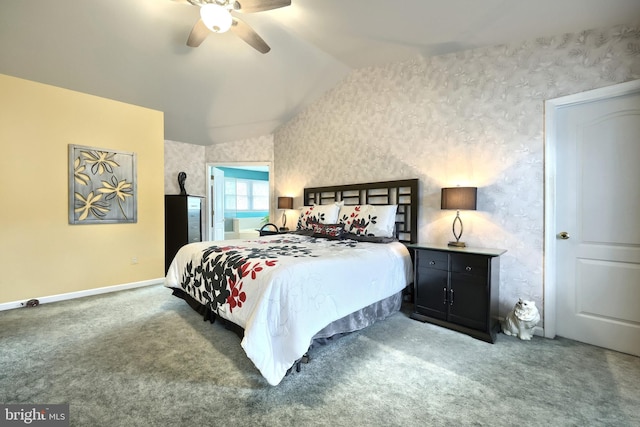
[448,241,467,248]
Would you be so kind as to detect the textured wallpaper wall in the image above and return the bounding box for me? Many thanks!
[204,135,274,164]
[165,136,274,198]
[274,23,640,320]
[164,135,275,237]
[164,139,206,197]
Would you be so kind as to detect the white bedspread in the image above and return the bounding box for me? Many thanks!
[165,234,412,385]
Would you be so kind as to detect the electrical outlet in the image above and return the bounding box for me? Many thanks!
[131,257,138,265]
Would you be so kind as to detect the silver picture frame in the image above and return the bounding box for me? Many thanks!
[68,144,137,224]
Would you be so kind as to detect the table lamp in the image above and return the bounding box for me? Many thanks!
[441,187,477,247]
[277,196,293,231]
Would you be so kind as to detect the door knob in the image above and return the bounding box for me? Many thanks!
[558,231,570,240]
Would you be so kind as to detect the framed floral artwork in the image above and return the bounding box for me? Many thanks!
[68,144,137,224]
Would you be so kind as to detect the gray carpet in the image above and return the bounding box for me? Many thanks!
[1,285,638,427]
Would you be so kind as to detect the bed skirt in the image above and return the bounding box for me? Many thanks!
[170,288,402,350]
[310,291,402,343]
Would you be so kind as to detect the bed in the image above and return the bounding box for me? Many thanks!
[164,179,419,385]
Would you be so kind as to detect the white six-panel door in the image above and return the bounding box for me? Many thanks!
[545,80,640,356]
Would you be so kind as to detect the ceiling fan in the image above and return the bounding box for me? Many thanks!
[174,0,291,54]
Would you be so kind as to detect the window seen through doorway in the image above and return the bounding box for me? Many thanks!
[225,178,269,212]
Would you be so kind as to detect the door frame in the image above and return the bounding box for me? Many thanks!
[210,166,225,241]
[205,161,273,241]
[543,79,640,338]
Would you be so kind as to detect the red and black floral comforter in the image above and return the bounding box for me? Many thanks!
[165,234,412,385]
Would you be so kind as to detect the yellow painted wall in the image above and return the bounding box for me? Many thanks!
[0,74,164,304]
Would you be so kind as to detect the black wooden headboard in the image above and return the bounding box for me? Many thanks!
[303,179,419,244]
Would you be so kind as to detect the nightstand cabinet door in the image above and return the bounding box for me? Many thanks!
[414,249,449,320]
[415,265,448,320]
[449,254,490,331]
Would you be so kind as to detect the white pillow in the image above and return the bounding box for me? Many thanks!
[296,204,340,230]
[338,205,372,232]
[369,204,398,238]
[338,204,398,238]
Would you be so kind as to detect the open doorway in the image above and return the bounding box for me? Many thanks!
[206,162,273,241]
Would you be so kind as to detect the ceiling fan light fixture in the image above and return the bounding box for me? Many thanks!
[200,3,232,33]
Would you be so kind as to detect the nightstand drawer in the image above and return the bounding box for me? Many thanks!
[451,254,488,277]
[416,250,448,271]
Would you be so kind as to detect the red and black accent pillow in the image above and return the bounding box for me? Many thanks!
[312,223,345,240]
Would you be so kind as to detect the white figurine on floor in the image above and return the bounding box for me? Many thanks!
[502,298,540,340]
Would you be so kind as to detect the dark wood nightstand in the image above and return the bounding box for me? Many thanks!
[407,244,506,343]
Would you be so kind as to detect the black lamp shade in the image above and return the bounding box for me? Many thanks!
[277,196,293,210]
[441,187,477,211]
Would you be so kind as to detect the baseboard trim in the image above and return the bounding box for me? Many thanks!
[0,278,164,312]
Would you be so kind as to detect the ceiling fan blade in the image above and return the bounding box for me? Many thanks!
[187,19,209,47]
[230,18,270,54]
[234,0,291,13]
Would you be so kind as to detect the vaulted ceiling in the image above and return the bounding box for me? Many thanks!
[1,0,639,145]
